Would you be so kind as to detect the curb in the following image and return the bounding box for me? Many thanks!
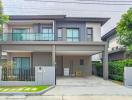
[0,86,55,96]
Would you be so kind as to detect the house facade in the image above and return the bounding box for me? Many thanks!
[0,15,109,84]
[102,28,127,61]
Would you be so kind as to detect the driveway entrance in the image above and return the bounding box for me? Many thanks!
[43,76,132,96]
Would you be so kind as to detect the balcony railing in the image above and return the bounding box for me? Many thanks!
[0,33,54,41]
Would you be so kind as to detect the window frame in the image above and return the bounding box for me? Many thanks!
[87,27,93,41]
[66,28,80,42]
[57,28,63,41]
[80,59,84,66]
[42,27,54,41]
[13,57,31,69]
[12,28,30,41]
[12,28,30,34]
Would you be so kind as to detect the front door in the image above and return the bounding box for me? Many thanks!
[56,56,63,76]
[69,60,74,76]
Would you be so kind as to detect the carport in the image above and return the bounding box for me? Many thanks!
[54,42,108,79]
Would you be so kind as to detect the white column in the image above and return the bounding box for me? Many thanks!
[103,44,108,80]
[52,45,56,66]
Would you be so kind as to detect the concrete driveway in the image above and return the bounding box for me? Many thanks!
[43,76,132,96]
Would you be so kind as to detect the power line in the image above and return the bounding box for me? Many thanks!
[25,0,132,5]
[77,0,132,2]
[4,6,126,13]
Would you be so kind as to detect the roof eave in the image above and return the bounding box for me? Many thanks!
[101,28,116,41]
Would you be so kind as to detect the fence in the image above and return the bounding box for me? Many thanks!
[0,66,55,86]
[2,67,35,81]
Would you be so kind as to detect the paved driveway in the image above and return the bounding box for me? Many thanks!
[1,96,132,100]
[43,76,132,96]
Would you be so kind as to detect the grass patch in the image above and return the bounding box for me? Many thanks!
[0,85,49,92]
[112,80,123,85]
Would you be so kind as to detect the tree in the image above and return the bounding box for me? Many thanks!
[0,0,9,32]
[116,8,132,51]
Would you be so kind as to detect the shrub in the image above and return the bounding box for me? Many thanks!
[109,59,132,81]
[92,61,103,77]
[93,59,132,81]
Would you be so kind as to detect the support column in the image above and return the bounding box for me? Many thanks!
[103,44,108,80]
[53,20,57,41]
[52,45,56,66]
[52,45,56,85]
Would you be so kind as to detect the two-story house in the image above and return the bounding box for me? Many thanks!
[102,28,127,61]
[0,15,109,81]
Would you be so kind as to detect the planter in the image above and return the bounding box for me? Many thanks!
[124,67,132,86]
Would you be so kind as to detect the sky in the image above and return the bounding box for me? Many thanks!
[2,0,132,36]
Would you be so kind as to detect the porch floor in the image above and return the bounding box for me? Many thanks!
[43,76,132,96]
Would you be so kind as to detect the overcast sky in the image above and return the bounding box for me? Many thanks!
[2,0,132,36]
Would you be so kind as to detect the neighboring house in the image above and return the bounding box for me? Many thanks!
[0,15,109,85]
[102,28,127,61]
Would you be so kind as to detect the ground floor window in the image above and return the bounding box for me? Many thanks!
[13,57,30,76]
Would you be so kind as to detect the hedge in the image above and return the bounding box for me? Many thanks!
[92,59,132,81]
[92,61,103,77]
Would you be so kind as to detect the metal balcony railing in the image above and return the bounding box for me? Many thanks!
[0,33,54,41]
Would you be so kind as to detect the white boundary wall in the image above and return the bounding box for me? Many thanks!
[124,67,132,86]
[0,66,55,86]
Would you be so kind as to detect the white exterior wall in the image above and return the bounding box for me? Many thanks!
[86,23,101,42]
[92,53,102,61]
[86,23,102,61]
[3,24,9,33]
[107,35,123,51]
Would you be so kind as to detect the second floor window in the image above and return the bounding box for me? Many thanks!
[12,28,30,41]
[42,28,54,40]
[66,28,79,42]
[12,28,30,34]
[87,28,93,41]
[57,28,63,41]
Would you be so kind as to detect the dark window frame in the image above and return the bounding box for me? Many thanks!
[42,27,53,34]
[12,28,30,33]
[57,28,63,41]
[12,28,30,41]
[13,57,31,69]
[42,27,54,40]
[87,27,93,41]
[66,28,80,42]
[80,59,84,65]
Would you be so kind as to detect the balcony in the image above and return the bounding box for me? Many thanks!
[0,33,54,41]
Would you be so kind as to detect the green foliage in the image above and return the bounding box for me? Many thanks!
[93,60,132,81]
[2,61,14,69]
[0,0,9,32]
[116,8,132,51]
[2,61,15,81]
[92,62,103,77]
[109,59,132,81]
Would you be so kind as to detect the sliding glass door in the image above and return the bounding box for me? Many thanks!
[13,57,30,76]
[12,28,29,41]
